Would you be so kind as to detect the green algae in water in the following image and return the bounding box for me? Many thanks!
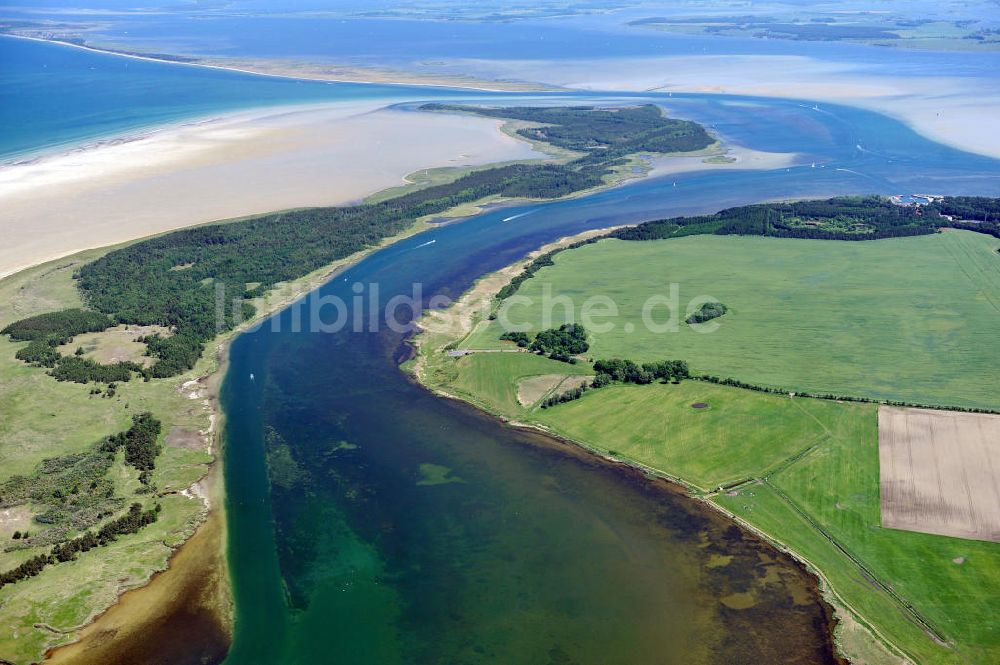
[416,462,465,486]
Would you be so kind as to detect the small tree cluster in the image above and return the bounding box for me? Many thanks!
[101,412,163,480]
[685,302,727,325]
[541,384,590,408]
[540,358,691,410]
[593,358,690,386]
[530,324,589,361]
[499,331,531,347]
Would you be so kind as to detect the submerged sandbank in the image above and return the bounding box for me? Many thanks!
[648,144,801,178]
[0,101,543,279]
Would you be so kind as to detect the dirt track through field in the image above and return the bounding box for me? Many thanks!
[879,406,1000,542]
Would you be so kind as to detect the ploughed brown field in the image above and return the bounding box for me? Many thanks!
[879,406,1000,542]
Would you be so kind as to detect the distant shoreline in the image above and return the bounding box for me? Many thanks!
[1,33,559,94]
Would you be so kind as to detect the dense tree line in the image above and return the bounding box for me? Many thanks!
[610,195,1000,245]
[540,357,690,409]
[696,375,1000,415]
[593,358,690,386]
[612,196,939,242]
[0,503,159,588]
[51,502,160,562]
[1,309,111,343]
[686,302,728,324]
[49,356,142,384]
[930,196,1000,223]
[930,196,1000,240]
[495,237,601,300]
[14,339,62,367]
[945,220,1000,240]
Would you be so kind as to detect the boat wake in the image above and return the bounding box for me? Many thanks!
[502,210,535,222]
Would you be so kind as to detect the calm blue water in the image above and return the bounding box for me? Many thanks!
[0,36,478,160]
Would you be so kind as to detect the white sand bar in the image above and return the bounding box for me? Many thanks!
[879,406,1000,543]
[0,101,544,278]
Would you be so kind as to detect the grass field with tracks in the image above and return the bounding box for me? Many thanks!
[465,230,1000,410]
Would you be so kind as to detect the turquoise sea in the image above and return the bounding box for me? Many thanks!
[0,36,473,160]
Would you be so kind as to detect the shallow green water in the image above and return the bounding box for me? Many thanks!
[222,329,841,664]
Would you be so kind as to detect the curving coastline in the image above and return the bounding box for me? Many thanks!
[407,227,909,665]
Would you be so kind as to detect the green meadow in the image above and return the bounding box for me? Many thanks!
[535,380,860,491]
[466,230,1000,410]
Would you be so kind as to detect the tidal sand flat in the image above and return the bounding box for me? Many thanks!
[0,102,543,278]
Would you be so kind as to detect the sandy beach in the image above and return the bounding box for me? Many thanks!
[0,95,798,280]
[0,102,544,278]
